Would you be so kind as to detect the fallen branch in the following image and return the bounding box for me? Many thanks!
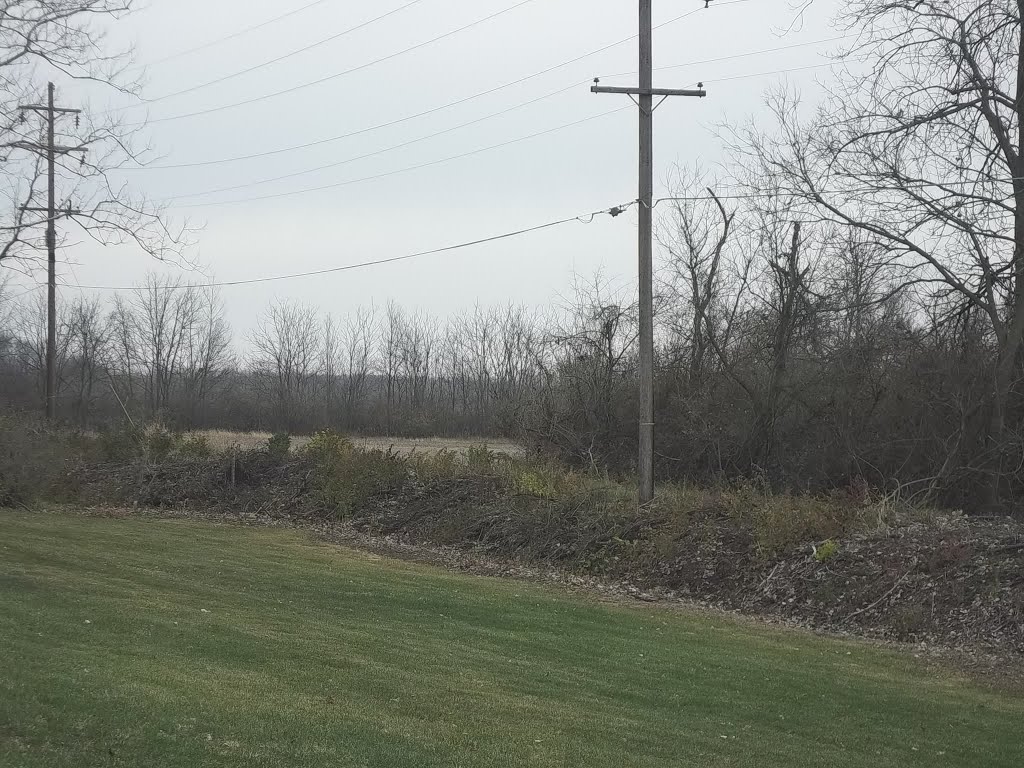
[758,563,782,592]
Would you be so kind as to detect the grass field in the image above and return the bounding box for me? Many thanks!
[197,430,523,456]
[1,510,1021,767]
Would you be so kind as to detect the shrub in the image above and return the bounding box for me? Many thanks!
[465,443,497,473]
[301,430,408,517]
[507,460,588,500]
[410,449,463,483]
[814,539,840,563]
[143,424,179,463]
[97,423,144,462]
[267,432,291,460]
[177,433,214,459]
[730,486,865,557]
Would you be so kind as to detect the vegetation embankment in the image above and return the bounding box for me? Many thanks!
[3,413,1021,654]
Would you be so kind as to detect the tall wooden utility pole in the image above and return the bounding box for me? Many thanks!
[7,83,84,419]
[593,2,706,505]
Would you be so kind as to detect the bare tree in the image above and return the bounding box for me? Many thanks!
[734,0,1024,500]
[0,275,14,364]
[65,294,108,423]
[131,275,189,417]
[319,313,340,426]
[10,289,72,402]
[658,165,737,388]
[339,306,377,430]
[177,286,232,427]
[250,299,323,432]
[534,276,639,463]
[380,302,404,433]
[0,1,191,273]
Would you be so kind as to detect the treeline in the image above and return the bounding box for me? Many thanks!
[0,275,550,437]
[0,242,1015,515]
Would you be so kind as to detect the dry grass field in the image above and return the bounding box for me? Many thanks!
[196,430,523,457]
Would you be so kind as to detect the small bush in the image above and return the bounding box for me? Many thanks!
[301,430,408,517]
[410,449,463,483]
[730,486,865,557]
[814,539,840,563]
[143,424,179,463]
[177,433,214,459]
[98,423,219,463]
[97,423,144,462]
[465,443,496,473]
[507,460,587,500]
[267,432,292,459]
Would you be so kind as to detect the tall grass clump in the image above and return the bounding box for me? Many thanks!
[301,430,408,517]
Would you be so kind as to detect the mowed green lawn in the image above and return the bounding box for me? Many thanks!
[0,511,1020,767]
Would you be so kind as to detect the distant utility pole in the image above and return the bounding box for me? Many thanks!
[6,83,85,419]
[592,2,707,506]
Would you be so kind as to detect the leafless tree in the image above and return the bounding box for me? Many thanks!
[0,275,15,364]
[250,299,323,431]
[732,0,1024,500]
[102,276,231,423]
[130,275,189,417]
[531,275,639,463]
[658,165,738,388]
[177,286,232,426]
[0,1,192,275]
[380,301,403,433]
[10,289,72,401]
[319,313,340,425]
[339,306,377,429]
[397,309,436,411]
[64,294,108,423]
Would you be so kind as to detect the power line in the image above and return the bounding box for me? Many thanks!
[140,0,335,68]
[61,201,638,291]
[158,56,858,205]
[12,178,1019,298]
[139,1,428,105]
[48,57,871,212]
[164,107,630,208]
[163,81,586,201]
[129,0,538,126]
[598,31,859,80]
[697,57,869,87]
[115,0,753,137]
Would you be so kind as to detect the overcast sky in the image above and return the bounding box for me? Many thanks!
[8,0,843,337]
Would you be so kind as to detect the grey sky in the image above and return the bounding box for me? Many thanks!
[11,0,842,337]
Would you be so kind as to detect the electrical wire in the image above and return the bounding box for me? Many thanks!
[139,1,429,105]
[129,0,538,126]
[164,81,586,201]
[598,31,861,80]
[697,56,869,86]
[60,201,638,292]
[117,0,753,132]
[164,107,631,207]
[140,0,335,68]
[158,56,865,205]
[28,56,875,211]
[11,175,1020,297]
